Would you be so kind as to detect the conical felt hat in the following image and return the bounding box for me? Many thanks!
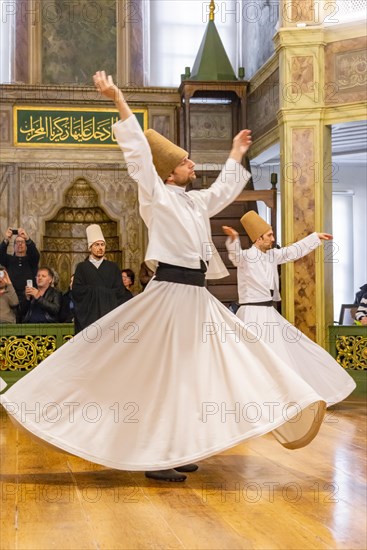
[144,129,188,182]
[240,211,272,242]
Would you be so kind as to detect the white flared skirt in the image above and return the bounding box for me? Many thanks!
[236,304,356,407]
[0,281,355,470]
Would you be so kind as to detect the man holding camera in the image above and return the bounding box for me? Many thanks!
[0,227,40,316]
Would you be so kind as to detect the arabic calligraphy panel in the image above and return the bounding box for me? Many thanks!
[14,107,147,146]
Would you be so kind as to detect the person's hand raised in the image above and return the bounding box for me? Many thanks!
[93,71,122,103]
[4,227,12,241]
[229,130,252,163]
[222,225,239,241]
[232,129,252,155]
[18,227,29,240]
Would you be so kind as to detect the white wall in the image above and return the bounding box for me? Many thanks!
[332,165,367,307]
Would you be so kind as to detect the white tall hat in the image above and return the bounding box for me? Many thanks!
[86,224,105,248]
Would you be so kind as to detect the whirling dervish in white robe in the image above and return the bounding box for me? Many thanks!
[0,72,355,472]
[224,212,355,409]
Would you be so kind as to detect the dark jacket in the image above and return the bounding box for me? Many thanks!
[0,239,40,300]
[59,290,75,323]
[21,286,62,323]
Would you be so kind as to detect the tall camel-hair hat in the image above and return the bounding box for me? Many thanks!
[86,224,105,249]
[240,211,272,242]
[144,129,188,182]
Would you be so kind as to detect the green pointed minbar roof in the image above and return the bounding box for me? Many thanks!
[189,2,237,81]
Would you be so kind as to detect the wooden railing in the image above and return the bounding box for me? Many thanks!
[1,323,365,396]
[328,324,367,397]
[0,323,74,372]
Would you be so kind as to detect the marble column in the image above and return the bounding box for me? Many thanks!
[275,7,333,344]
[117,0,145,87]
[14,0,33,83]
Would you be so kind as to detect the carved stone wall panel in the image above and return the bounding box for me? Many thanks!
[151,115,171,138]
[0,165,20,243]
[97,172,144,280]
[325,37,367,104]
[290,56,314,94]
[292,127,316,339]
[16,166,137,239]
[148,106,176,141]
[13,164,144,290]
[95,170,140,245]
[248,69,279,141]
[0,107,11,144]
[190,108,232,142]
[0,166,10,232]
[335,50,366,90]
[122,214,143,279]
[189,107,233,164]
[18,166,71,240]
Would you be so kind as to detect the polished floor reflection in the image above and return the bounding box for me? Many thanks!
[0,400,366,550]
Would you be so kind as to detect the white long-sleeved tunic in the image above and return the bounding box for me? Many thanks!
[226,233,321,302]
[113,115,251,279]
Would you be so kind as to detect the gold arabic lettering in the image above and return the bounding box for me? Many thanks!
[18,112,119,144]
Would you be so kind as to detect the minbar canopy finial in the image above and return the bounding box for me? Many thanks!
[209,0,215,22]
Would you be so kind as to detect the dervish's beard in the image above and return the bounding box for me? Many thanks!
[185,172,196,185]
[171,172,196,188]
[258,243,273,252]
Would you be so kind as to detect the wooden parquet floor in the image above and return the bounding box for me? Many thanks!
[0,400,366,550]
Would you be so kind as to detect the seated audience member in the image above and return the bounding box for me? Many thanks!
[0,266,19,324]
[138,261,154,290]
[355,287,367,325]
[59,275,75,323]
[354,283,367,306]
[21,267,62,323]
[122,268,136,295]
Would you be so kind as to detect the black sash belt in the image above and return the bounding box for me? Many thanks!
[238,301,274,307]
[155,261,206,287]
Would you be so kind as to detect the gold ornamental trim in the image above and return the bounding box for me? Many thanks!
[335,335,367,371]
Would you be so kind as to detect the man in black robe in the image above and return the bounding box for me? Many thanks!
[72,224,132,333]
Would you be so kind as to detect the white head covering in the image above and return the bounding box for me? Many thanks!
[86,224,105,249]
